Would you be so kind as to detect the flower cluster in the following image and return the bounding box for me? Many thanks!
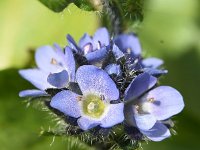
[19,28,184,145]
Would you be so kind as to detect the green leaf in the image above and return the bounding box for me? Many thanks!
[0,0,97,70]
[0,68,92,150]
[39,0,72,12]
[39,0,101,12]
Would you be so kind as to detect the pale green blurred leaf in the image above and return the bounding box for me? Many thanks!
[139,0,199,57]
[0,68,92,150]
[0,0,98,70]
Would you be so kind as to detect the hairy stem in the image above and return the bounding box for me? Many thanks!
[101,0,125,35]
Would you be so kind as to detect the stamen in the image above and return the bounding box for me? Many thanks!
[148,98,155,103]
[51,58,57,65]
[97,41,101,49]
[83,43,92,55]
[100,95,105,101]
[135,105,140,113]
[76,96,83,101]
[126,48,131,54]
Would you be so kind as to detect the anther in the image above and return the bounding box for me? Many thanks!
[51,58,57,65]
[135,105,140,113]
[97,41,101,49]
[83,43,92,55]
[148,98,155,103]
[76,96,83,101]
[126,48,131,54]
[100,95,105,101]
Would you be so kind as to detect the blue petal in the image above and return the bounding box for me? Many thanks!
[66,34,79,52]
[128,57,143,71]
[140,122,171,141]
[93,28,109,49]
[134,113,156,130]
[79,33,93,50]
[76,65,119,101]
[47,70,69,88]
[143,68,168,76]
[77,117,100,130]
[114,34,141,57]
[82,43,93,55]
[53,43,64,55]
[19,89,48,97]
[124,105,156,130]
[142,86,184,120]
[142,57,164,68]
[124,73,157,102]
[104,64,121,75]
[64,46,76,81]
[85,47,108,65]
[19,69,53,90]
[50,90,81,118]
[100,103,124,128]
[112,44,124,60]
[35,45,64,73]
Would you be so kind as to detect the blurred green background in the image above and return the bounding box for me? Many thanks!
[0,0,199,149]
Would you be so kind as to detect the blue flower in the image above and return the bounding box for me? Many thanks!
[67,28,110,65]
[50,65,124,130]
[104,64,121,76]
[113,34,167,76]
[141,57,168,76]
[18,27,184,143]
[19,44,75,97]
[114,33,141,58]
[124,73,184,141]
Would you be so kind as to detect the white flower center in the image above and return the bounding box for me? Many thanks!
[81,94,107,119]
[135,98,155,114]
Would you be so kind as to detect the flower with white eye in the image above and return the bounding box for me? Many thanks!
[50,65,124,130]
[67,28,110,66]
[19,44,75,97]
[124,73,184,141]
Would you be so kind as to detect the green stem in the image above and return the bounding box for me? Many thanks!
[101,0,144,34]
[101,0,125,35]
